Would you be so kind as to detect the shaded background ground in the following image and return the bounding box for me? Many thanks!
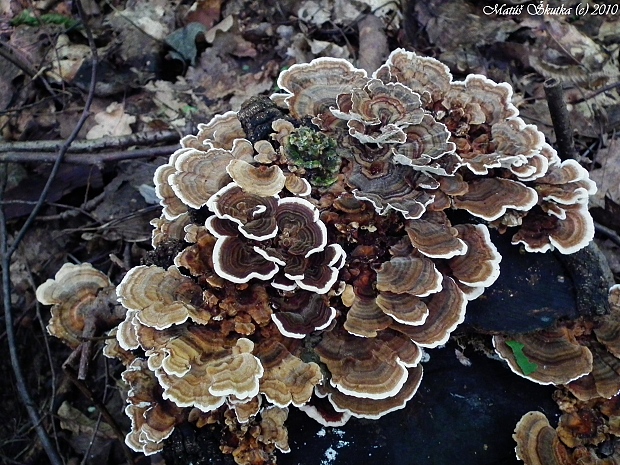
[0,0,619,464]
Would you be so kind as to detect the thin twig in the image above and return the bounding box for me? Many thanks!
[544,77,578,161]
[81,412,103,465]
[27,267,62,457]
[0,2,98,464]
[63,365,134,464]
[0,200,100,222]
[595,221,620,248]
[0,130,180,153]
[0,171,64,465]
[573,80,620,104]
[0,144,179,164]
[0,39,60,100]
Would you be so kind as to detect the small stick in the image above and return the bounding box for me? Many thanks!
[0,144,178,164]
[63,365,135,464]
[595,221,620,248]
[544,78,578,161]
[0,130,180,153]
[78,318,97,380]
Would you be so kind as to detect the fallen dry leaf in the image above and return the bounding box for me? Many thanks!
[590,138,620,208]
[46,34,91,83]
[525,17,619,89]
[85,102,136,140]
[185,0,223,28]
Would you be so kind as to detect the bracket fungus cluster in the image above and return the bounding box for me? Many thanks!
[512,285,620,465]
[37,49,600,464]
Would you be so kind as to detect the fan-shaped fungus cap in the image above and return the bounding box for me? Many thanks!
[276,57,369,120]
[255,340,323,407]
[206,186,343,293]
[182,111,246,150]
[493,327,593,385]
[513,411,570,465]
[453,178,538,221]
[122,359,185,455]
[492,117,545,159]
[349,163,436,220]
[535,159,597,205]
[566,285,620,400]
[392,115,458,175]
[512,203,595,255]
[226,159,286,197]
[375,292,429,326]
[443,74,518,125]
[390,277,466,348]
[457,117,545,177]
[150,212,191,248]
[154,160,189,220]
[271,293,336,338]
[226,395,261,424]
[404,211,467,259]
[117,265,207,329]
[173,226,217,278]
[102,327,137,366]
[315,327,421,400]
[170,139,255,210]
[206,182,279,241]
[565,342,620,401]
[211,238,278,286]
[152,336,264,413]
[448,224,501,288]
[376,254,443,297]
[284,174,312,196]
[511,157,596,254]
[259,406,290,453]
[298,389,352,426]
[594,285,620,358]
[36,263,115,348]
[319,365,423,420]
[374,49,452,104]
[333,79,424,127]
[344,294,392,337]
[331,79,425,144]
[274,197,328,257]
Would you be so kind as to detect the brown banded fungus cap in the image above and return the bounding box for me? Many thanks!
[512,157,597,254]
[494,327,594,385]
[122,359,185,455]
[275,57,369,121]
[36,263,116,348]
[117,265,207,329]
[315,327,421,401]
[255,340,322,407]
[513,411,571,465]
[205,178,345,294]
[566,284,620,401]
[270,292,337,338]
[145,332,264,413]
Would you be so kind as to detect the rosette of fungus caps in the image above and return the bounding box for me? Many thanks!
[110,48,597,464]
[36,263,117,348]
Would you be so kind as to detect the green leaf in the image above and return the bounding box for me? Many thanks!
[505,340,538,375]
